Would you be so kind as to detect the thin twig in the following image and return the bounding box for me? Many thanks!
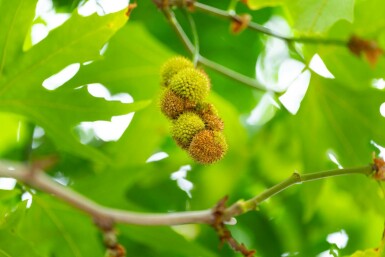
[192,2,347,46]
[224,165,374,220]
[184,9,200,66]
[162,9,194,53]
[0,160,375,226]
[164,9,266,91]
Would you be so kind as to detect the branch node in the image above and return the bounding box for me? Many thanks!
[125,2,137,17]
[211,196,256,257]
[100,226,126,257]
[292,171,302,182]
[230,14,251,34]
[94,215,115,232]
[373,157,385,181]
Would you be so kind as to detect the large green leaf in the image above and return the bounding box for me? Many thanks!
[0,3,150,161]
[120,225,219,257]
[293,74,385,168]
[292,73,385,218]
[245,0,283,9]
[0,0,37,74]
[62,22,173,166]
[0,113,28,156]
[16,194,104,257]
[0,230,44,257]
[345,250,378,257]
[246,0,354,34]
[284,0,355,34]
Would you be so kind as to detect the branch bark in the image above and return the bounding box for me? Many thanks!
[0,160,213,226]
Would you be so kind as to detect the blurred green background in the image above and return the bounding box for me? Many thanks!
[0,0,384,256]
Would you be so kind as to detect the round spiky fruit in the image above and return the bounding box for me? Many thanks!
[161,56,194,87]
[171,112,205,149]
[195,102,218,116]
[201,113,224,131]
[160,89,196,119]
[169,68,210,103]
[195,103,223,131]
[188,130,227,164]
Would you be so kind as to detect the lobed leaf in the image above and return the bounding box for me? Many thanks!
[0,4,149,161]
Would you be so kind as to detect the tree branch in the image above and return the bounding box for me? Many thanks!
[0,160,376,227]
[224,165,374,220]
[192,2,347,46]
[162,9,266,91]
[0,160,213,226]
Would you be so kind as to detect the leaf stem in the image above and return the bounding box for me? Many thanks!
[224,165,374,219]
[193,2,347,46]
[184,10,200,66]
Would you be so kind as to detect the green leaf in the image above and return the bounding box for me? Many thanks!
[293,75,385,167]
[246,0,284,9]
[0,230,44,257]
[0,0,37,74]
[62,22,173,166]
[0,86,150,161]
[283,0,355,34]
[0,200,27,230]
[345,250,378,257]
[0,6,138,161]
[352,0,385,36]
[0,189,20,202]
[246,0,354,34]
[17,195,104,257]
[0,113,28,156]
[120,225,219,257]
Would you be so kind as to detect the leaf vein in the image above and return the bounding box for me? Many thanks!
[0,0,24,77]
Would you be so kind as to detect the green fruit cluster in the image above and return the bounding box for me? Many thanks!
[159,56,227,164]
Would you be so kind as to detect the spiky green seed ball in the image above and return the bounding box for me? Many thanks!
[160,89,196,119]
[169,68,210,103]
[171,112,205,149]
[160,56,194,87]
[188,130,227,164]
